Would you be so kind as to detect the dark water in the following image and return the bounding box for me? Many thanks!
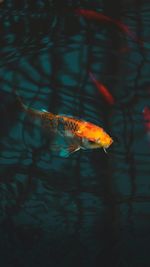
[1,1,150,266]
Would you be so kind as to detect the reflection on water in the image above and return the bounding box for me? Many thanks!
[0,1,150,267]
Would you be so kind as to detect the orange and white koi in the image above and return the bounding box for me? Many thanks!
[15,92,113,157]
[89,71,115,105]
[75,9,143,46]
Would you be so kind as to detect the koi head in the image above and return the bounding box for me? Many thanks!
[82,134,113,152]
[77,122,113,152]
[96,133,113,153]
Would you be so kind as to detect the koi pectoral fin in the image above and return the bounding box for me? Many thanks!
[48,131,81,158]
[69,144,81,154]
[50,143,80,158]
[59,145,80,158]
[103,148,108,154]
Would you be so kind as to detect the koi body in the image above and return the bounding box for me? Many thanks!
[15,92,113,157]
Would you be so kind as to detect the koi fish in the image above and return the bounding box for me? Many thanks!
[14,91,113,158]
[89,71,115,105]
[75,9,143,46]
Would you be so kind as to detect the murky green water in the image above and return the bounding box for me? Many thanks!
[0,1,150,266]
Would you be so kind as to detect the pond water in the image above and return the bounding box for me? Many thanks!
[0,1,150,266]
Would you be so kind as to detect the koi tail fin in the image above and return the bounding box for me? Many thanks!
[13,88,28,112]
[16,94,28,112]
[12,88,45,119]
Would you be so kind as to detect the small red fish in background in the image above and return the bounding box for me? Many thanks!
[143,107,150,132]
[75,9,112,23]
[75,9,143,46]
[89,71,115,105]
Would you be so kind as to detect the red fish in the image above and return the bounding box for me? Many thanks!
[75,9,143,46]
[89,72,115,105]
[143,107,150,132]
[75,9,112,23]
